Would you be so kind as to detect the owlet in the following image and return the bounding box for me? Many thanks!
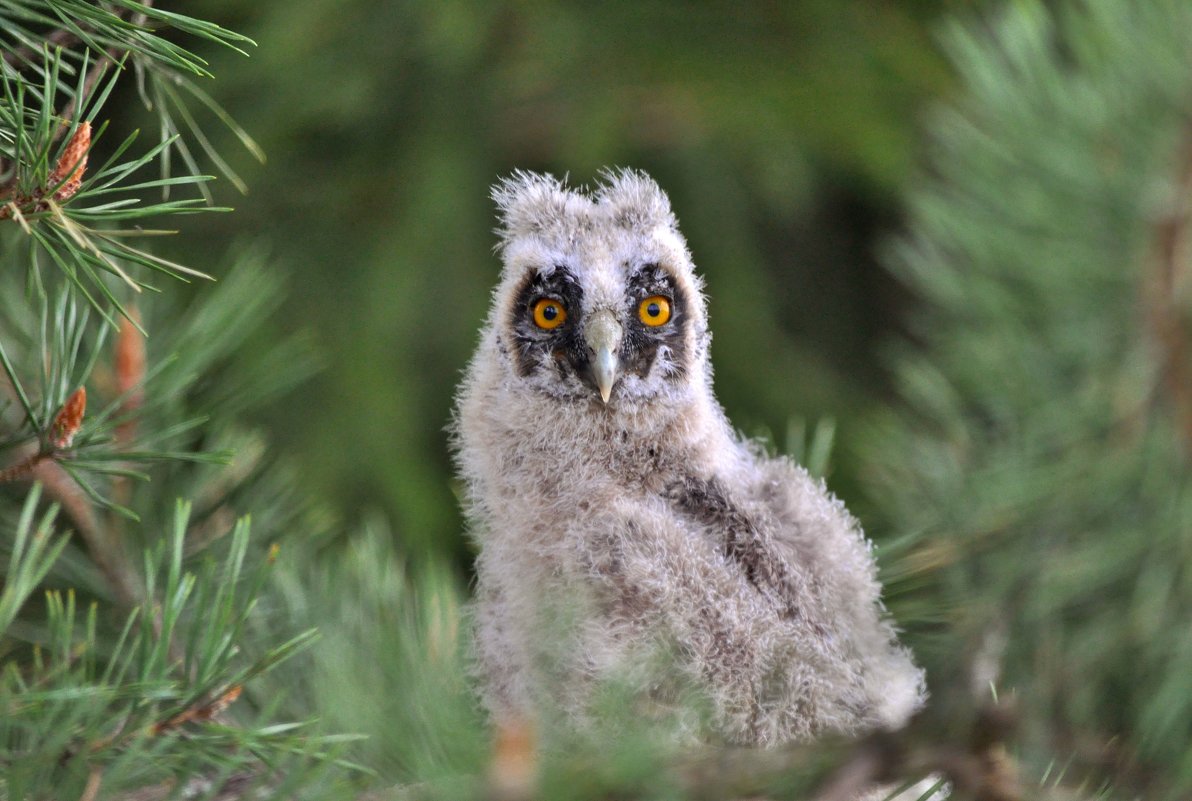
[452,169,924,746]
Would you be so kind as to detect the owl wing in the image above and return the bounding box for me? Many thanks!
[739,455,927,731]
[578,485,903,746]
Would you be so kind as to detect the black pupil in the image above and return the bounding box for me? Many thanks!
[541,303,558,321]
[647,302,661,318]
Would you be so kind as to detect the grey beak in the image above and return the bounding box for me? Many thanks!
[584,311,622,404]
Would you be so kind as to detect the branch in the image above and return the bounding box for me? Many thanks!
[0,380,141,609]
[31,457,140,608]
[74,701,1031,801]
[1146,121,1192,452]
[96,770,272,801]
[0,5,151,123]
[1,27,82,70]
[0,449,42,483]
[0,120,90,217]
[681,703,1023,801]
[53,4,154,127]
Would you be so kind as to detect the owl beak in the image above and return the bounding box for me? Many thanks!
[585,311,622,404]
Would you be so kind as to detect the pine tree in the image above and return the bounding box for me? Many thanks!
[870,2,1192,799]
[0,3,343,798]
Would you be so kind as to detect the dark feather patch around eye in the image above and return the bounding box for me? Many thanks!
[508,266,587,378]
[622,264,689,382]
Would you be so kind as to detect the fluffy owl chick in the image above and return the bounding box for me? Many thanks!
[452,169,924,746]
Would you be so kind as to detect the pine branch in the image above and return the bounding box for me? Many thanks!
[56,1,153,127]
[0,0,254,77]
[31,454,140,607]
[107,771,274,801]
[349,703,1020,801]
[0,122,91,216]
[0,368,141,606]
[870,2,1192,798]
[1,501,330,798]
[0,2,260,321]
[0,5,348,799]
[1,1,151,128]
[1146,122,1192,452]
[1,26,80,70]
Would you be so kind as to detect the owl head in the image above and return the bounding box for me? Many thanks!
[488,170,711,410]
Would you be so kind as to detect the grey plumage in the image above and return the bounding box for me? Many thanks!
[452,169,925,747]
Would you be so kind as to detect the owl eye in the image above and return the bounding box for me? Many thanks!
[532,298,567,330]
[638,296,672,327]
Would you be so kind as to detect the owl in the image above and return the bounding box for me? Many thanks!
[452,169,925,747]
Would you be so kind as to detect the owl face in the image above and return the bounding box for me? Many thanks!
[490,170,709,408]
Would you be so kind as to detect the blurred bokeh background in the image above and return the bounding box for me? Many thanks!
[9,3,1192,795]
[160,1,978,567]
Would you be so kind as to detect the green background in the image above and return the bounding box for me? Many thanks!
[164,1,970,566]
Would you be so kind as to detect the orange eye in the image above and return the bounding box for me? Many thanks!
[532,298,567,330]
[638,296,671,327]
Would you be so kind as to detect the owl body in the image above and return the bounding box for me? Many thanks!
[453,170,924,746]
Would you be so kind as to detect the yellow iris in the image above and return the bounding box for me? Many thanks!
[638,296,671,326]
[533,298,567,329]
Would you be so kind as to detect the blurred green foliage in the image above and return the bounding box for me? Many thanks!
[8,2,1189,796]
[167,1,967,565]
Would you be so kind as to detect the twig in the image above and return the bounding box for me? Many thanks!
[0,121,91,221]
[2,27,82,70]
[78,767,104,801]
[59,45,121,126]
[0,155,15,196]
[673,703,1025,801]
[1,6,149,124]
[1147,123,1192,452]
[0,381,142,608]
[489,719,537,801]
[30,457,140,608]
[0,449,43,482]
[80,702,1025,801]
[106,770,271,801]
[810,735,895,801]
[151,685,243,735]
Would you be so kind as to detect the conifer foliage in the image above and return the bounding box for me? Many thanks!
[0,3,333,798]
[872,2,1192,799]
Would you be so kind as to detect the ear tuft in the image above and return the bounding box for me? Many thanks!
[595,167,677,232]
[491,171,577,250]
